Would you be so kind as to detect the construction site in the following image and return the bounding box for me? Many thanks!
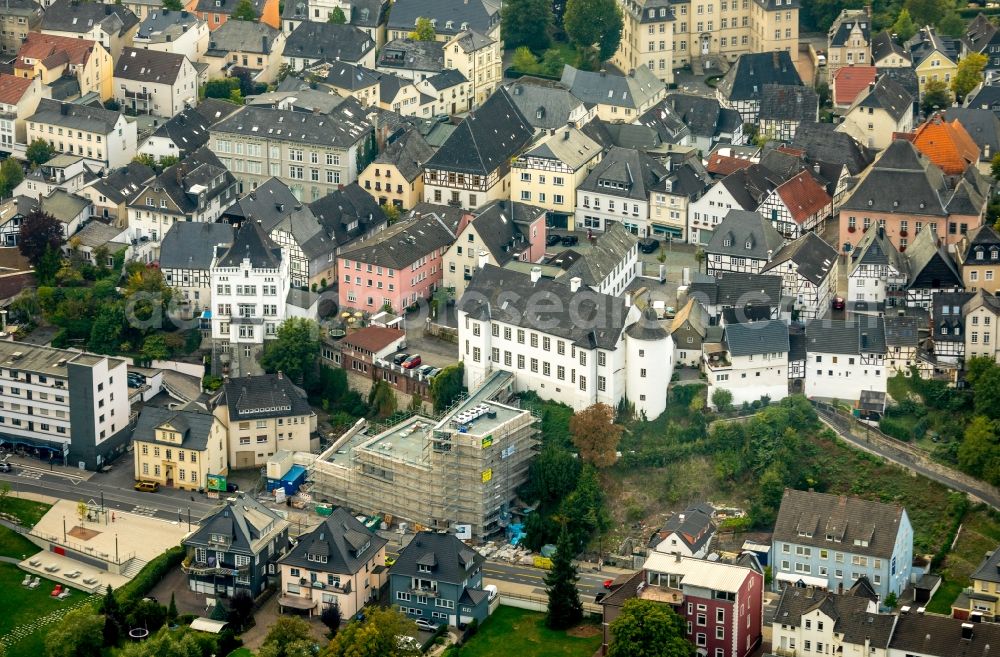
[307,371,539,540]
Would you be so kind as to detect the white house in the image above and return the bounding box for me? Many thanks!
[705,320,789,408]
[848,223,909,314]
[771,587,890,657]
[687,165,775,245]
[573,146,667,237]
[159,221,234,319]
[705,209,785,276]
[114,48,199,119]
[26,99,137,172]
[762,232,838,320]
[559,223,639,297]
[804,318,887,402]
[132,9,210,61]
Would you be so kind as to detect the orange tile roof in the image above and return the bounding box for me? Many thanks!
[775,170,832,224]
[341,326,405,353]
[15,33,98,71]
[0,74,33,106]
[707,152,754,176]
[911,112,980,175]
[832,66,877,107]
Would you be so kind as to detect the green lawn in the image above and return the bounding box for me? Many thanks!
[0,562,77,656]
[226,649,255,657]
[0,498,51,527]
[454,607,601,657]
[926,507,1000,614]
[0,525,37,560]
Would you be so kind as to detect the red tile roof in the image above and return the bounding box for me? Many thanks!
[15,33,98,71]
[832,66,876,107]
[775,170,832,224]
[0,74,33,106]
[341,326,405,353]
[706,152,754,176]
[911,112,980,175]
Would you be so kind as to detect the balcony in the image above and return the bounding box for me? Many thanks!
[300,578,351,594]
[124,90,151,101]
[182,556,250,576]
[409,586,440,598]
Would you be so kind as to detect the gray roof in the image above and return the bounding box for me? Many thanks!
[72,220,124,249]
[791,122,875,176]
[872,30,910,64]
[853,75,912,123]
[377,39,444,74]
[159,222,234,270]
[308,182,387,247]
[215,221,282,270]
[563,222,638,286]
[889,612,1000,656]
[961,223,1000,262]
[688,271,783,308]
[944,107,1000,162]
[849,224,908,278]
[340,210,457,269]
[279,507,387,574]
[906,224,962,290]
[424,69,468,91]
[521,127,600,172]
[41,0,138,36]
[759,84,818,122]
[130,146,235,216]
[41,190,88,223]
[207,20,280,54]
[772,587,893,649]
[391,531,484,583]
[578,146,668,201]
[88,161,154,205]
[285,22,374,63]
[805,317,887,355]
[971,548,1000,585]
[320,62,381,91]
[561,65,663,110]
[724,319,788,356]
[506,77,585,130]
[626,305,668,341]
[451,29,494,53]
[908,26,959,67]
[883,315,924,348]
[966,82,1000,112]
[136,9,204,42]
[31,99,123,134]
[133,405,216,451]
[663,93,740,139]
[706,209,784,261]
[647,503,715,551]
[468,200,542,265]
[718,51,803,102]
[211,100,371,149]
[877,66,919,101]
[774,488,904,558]
[828,9,870,48]
[348,0,389,28]
[148,106,214,157]
[185,493,287,555]
[841,139,949,216]
[460,264,630,350]
[374,127,436,182]
[115,47,189,85]
[386,0,499,37]
[634,98,691,145]
[220,373,313,420]
[228,177,300,230]
[762,232,837,286]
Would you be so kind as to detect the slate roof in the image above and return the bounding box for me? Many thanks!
[772,587,893,649]
[578,146,667,201]
[906,224,962,289]
[136,9,203,43]
[563,223,638,287]
[706,209,784,261]
[828,9,871,48]
[626,305,668,341]
[877,66,919,100]
[724,320,789,357]
[889,612,1000,656]
[130,147,235,216]
[31,99,122,134]
[687,272,784,309]
[340,210,457,269]
[791,122,875,176]
[285,22,374,63]
[662,153,712,200]
[851,74,913,122]
[41,0,138,36]
[41,190,88,223]
[390,531,484,583]
[221,373,313,421]
[460,264,630,350]
[966,82,1000,112]
[206,20,280,54]
[321,62,381,91]
[648,502,715,551]
[849,224,908,277]
[227,177,298,229]
[841,139,949,216]
[908,26,959,67]
[374,128,436,182]
[89,161,154,205]
[872,30,910,65]
[883,315,923,348]
[506,77,585,130]
[634,98,691,144]
[185,493,287,554]
[215,220,283,270]
[424,87,533,177]
[424,69,468,91]
[377,38,444,74]
[763,232,836,286]
[521,127,600,171]
[718,51,803,102]
[348,0,388,28]
[561,65,663,110]
[664,93,740,140]
[386,0,499,37]
[943,107,1000,163]
[759,84,818,122]
[133,405,216,451]
[804,317,887,355]
[774,488,904,558]
[961,223,1000,263]
[279,507,387,574]
[193,98,242,125]
[211,99,371,149]
[971,547,1000,584]
[194,0,268,17]
[159,222,234,270]
[308,182,388,248]
[72,220,124,249]
[964,13,1000,57]
[468,200,542,266]
[115,47,188,85]
[147,106,214,157]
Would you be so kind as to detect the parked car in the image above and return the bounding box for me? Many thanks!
[546,234,563,247]
[385,556,397,567]
[595,592,607,603]
[603,579,615,589]
[426,367,441,379]
[402,354,422,369]
[638,237,660,254]
[134,480,159,492]
[0,462,11,473]
[418,365,435,377]
[832,296,846,311]
[415,618,439,632]
[226,482,239,493]
[392,353,410,366]
[561,235,579,246]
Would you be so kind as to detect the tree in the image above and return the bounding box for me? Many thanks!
[228,589,254,631]
[959,416,997,479]
[0,483,10,513]
[44,607,104,657]
[322,607,415,657]
[19,208,65,267]
[118,627,205,657]
[26,138,55,167]
[162,0,184,9]
[953,52,988,102]
[501,0,553,51]
[512,46,540,73]
[232,0,257,20]
[328,6,346,22]
[569,402,622,467]
[561,463,610,548]
[88,302,125,354]
[0,158,24,197]
[974,365,1000,419]
[368,379,398,418]
[920,78,952,115]
[77,499,88,522]
[992,153,1000,181]
[891,9,917,42]
[711,388,733,412]
[545,526,583,630]
[259,616,313,657]
[140,334,170,362]
[563,0,623,62]
[409,16,436,41]
[429,362,464,411]
[381,203,401,224]
[607,598,694,657]
[523,444,581,510]
[167,592,178,622]
[937,11,965,38]
[126,598,167,634]
[320,604,342,636]
[905,0,948,28]
[260,317,322,386]
[160,155,180,169]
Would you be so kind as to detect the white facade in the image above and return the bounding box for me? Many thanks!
[706,350,788,408]
[26,112,137,172]
[771,601,886,657]
[210,250,291,350]
[804,350,887,401]
[687,181,743,245]
[624,322,673,419]
[114,52,199,118]
[574,188,650,236]
[133,17,210,61]
[763,258,836,321]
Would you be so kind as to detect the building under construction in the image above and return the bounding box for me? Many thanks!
[308,371,539,540]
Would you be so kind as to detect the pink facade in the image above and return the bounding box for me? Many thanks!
[839,210,982,253]
[338,246,448,313]
[518,214,548,263]
[678,569,763,657]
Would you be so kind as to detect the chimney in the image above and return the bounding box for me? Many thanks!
[478,250,488,269]
[962,623,975,641]
[563,130,570,140]
[530,266,541,283]
[866,1,872,19]
[679,513,685,522]
[813,162,820,175]
[599,69,607,77]
[277,371,283,380]
[570,276,582,292]
[900,606,910,614]
[60,103,69,116]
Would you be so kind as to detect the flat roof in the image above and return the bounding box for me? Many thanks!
[360,415,436,466]
[0,340,121,376]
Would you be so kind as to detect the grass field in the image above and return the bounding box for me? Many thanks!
[452,607,601,657]
[0,562,77,656]
[226,649,255,657]
[0,525,37,560]
[926,507,1000,613]
[0,498,51,527]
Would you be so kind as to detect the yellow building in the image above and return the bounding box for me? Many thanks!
[444,30,503,106]
[954,546,1000,621]
[614,0,675,83]
[359,128,436,210]
[826,8,871,77]
[14,33,114,101]
[911,26,957,97]
[511,127,602,230]
[133,406,228,491]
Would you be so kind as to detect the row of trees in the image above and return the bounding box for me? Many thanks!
[501,0,623,65]
[803,0,969,37]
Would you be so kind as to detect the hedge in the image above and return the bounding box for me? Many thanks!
[115,545,185,607]
[878,416,912,442]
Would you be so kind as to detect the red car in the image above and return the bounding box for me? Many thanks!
[832,296,845,311]
[603,579,615,589]
[402,354,422,369]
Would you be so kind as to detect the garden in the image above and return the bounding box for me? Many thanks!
[442,606,602,657]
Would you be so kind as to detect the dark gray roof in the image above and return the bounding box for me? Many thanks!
[133,405,216,451]
[805,317,887,355]
[688,272,783,308]
[114,47,188,85]
[41,0,138,36]
[889,612,1000,656]
[229,177,300,230]
[964,13,1000,56]
[340,210,457,269]
[908,26,959,67]
[583,121,663,151]
[791,122,875,176]
[506,77,584,130]
[719,163,786,210]
[136,9,203,42]
[634,99,691,144]
[521,127,601,171]
[906,224,962,291]
[647,502,715,551]
[32,99,123,134]
[468,200,542,265]
[561,65,664,110]
[966,82,1000,112]
[759,84,818,122]
[663,93,739,139]
[215,220,283,270]
[578,146,668,201]
[185,493,286,555]
[460,264,630,350]
[563,223,638,287]
[424,87,534,177]
[662,154,712,200]
[207,19,279,54]
[159,222,234,270]
[772,587,894,649]
[425,69,468,91]
[89,161,154,205]
[971,548,1000,585]
[348,0,389,28]
[829,10,870,48]
[961,223,1000,262]
[626,306,668,341]
[849,224,908,277]
[148,106,214,157]
[390,531,484,583]
[855,75,913,123]
[718,51,803,102]
[774,488,904,558]
[279,507,388,574]
[321,63,381,91]
[934,291,974,343]
[221,373,313,420]
[872,30,909,64]
[386,0,499,37]
[308,182,388,247]
[944,107,1000,162]
[876,66,919,100]
[884,315,924,348]
[377,39,444,74]
[763,232,837,286]
[285,22,374,63]
[841,139,949,216]
[375,128,436,182]
[193,98,242,125]
[706,210,784,261]
[130,147,235,216]
[211,100,371,149]
[724,319,788,357]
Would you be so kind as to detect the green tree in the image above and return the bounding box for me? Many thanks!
[167,592,178,622]
[88,302,125,354]
[368,379,398,418]
[953,52,988,102]
[937,11,965,38]
[991,153,1000,181]
[232,0,257,20]
[711,388,734,412]
[569,402,622,468]
[45,607,104,657]
[204,77,241,100]
[905,0,948,28]
[320,604,342,637]
[501,0,553,51]
[260,317,321,387]
[409,16,436,41]
[523,444,581,510]
[133,153,156,169]
[974,366,1000,419]
[228,590,255,631]
[958,415,996,478]
[159,155,180,169]
[380,203,401,224]
[891,11,917,42]
[19,208,66,272]
[118,627,204,657]
[563,0,623,62]
[258,617,313,657]
[561,463,609,549]
[140,334,170,362]
[511,46,540,73]
[162,0,184,10]
[328,6,346,22]
[322,607,415,657]
[920,78,952,115]
[429,362,464,411]
[0,158,24,197]
[545,526,583,630]
[607,598,694,657]
[26,138,55,167]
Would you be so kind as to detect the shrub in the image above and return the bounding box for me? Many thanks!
[878,416,911,442]
[116,545,185,608]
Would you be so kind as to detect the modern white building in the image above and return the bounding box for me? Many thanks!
[705,320,790,408]
[113,48,199,118]
[804,318,887,402]
[574,146,667,236]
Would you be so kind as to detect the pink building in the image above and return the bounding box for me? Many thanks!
[338,208,463,313]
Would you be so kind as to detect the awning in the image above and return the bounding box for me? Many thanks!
[278,595,317,610]
[201,310,212,319]
[189,618,228,634]
[776,572,828,588]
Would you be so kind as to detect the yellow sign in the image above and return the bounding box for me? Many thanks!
[481,468,493,483]
[533,556,553,570]
[482,435,493,449]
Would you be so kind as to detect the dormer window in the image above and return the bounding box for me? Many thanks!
[723,238,731,247]
[745,240,752,249]
[992,248,999,260]
[418,564,432,573]
[977,249,984,260]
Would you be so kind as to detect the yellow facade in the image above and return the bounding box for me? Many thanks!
[614,0,675,83]
[359,161,424,210]
[915,51,957,96]
[444,32,503,106]
[133,417,228,491]
[15,41,113,101]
